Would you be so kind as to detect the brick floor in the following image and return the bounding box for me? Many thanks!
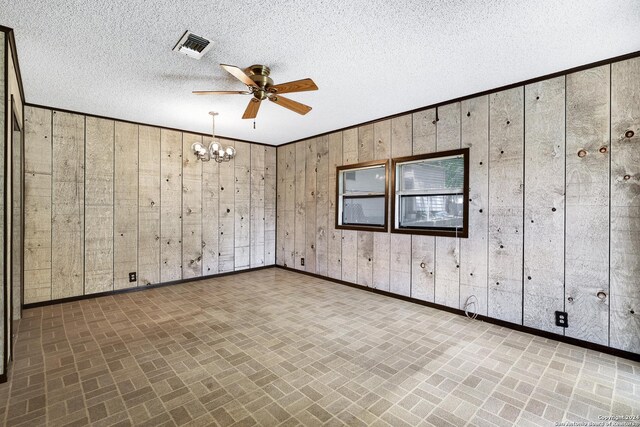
[0,268,638,426]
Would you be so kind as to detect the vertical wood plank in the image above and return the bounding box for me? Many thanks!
[182,133,203,278]
[250,144,265,268]
[390,235,411,297]
[84,117,114,294]
[488,87,524,325]
[305,139,317,273]
[373,119,391,291]
[413,109,437,155]
[264,146,277,265]
[294,141,306,270]
[435,103,461,308]
[315,136,329,276]
[374,119,391,160]
[610,58,640,353]
[160,129,182,281]
[24,106,52,303]
[391,115,413,158]
[276,146,286,266]
[51,111,84,299]
[357,232,373,287]
[341,129,358,282]
[358,124,374,162]
[201,136,220,275]
[218,139,235,272]
[411,109,437,302]
[284,145,295,267]
[341,231,358,283]
[411,237,435,301]
[460,96,489,315]
[234,141,251,269]
[357,125,374,286]
[523,77,566,333]
[342,128,358,165]
[138,126,161,285]
[372,233,390,291]
[565,65,610,345]
[390,115,412,296]
[327,132,343,280]
[114,122,139,290]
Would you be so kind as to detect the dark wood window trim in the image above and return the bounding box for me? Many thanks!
[335,159,389,232]
[390,148,470,238]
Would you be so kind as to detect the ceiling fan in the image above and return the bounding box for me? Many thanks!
[193,64,318,119]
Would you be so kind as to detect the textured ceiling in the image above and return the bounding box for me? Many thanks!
[2,0,640,145]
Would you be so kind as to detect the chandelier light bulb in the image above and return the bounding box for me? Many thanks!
[192,142,209,160]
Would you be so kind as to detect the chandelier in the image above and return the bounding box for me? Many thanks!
[191,112,236,163]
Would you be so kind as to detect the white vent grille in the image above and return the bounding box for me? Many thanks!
[172,31,213,59]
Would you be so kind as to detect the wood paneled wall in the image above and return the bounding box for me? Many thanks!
[3,30,27,375]
[276,57,640,354]
[23,106,276,303]
[0,31,5,375]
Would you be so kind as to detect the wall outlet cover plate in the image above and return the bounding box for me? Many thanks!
[555,311,568,328]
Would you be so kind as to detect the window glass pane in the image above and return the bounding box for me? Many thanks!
[343,197,385,226]
[343,166,385,194]
[399,194,463,229]
[400,156,464,192]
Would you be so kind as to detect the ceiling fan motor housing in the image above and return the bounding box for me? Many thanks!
[246,64,274,98]
[245,64,271,77]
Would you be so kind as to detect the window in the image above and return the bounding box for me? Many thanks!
[391,148,469,237]
[336,160,388,231]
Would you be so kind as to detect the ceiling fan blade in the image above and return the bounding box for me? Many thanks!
[220,64,257,88]
[269,78,318,94]
[269,95,312,115]
[192,90,251,95]
[242,98,262,119]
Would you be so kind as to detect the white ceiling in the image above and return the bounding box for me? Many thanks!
[2,0,640,145]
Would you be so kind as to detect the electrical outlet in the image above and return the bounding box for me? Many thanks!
[555,311,568,328]
[300,257,305,266]
[129,272,137,283]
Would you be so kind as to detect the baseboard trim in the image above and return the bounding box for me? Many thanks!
[23,265,276,310]
[275,265,640,363]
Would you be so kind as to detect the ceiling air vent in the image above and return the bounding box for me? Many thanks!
[172,30,213,59]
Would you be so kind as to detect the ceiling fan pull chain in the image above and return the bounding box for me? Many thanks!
[253,120,256,129]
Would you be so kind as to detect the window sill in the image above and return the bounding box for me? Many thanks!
[390,227,468,238]
[336,224,388,233]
